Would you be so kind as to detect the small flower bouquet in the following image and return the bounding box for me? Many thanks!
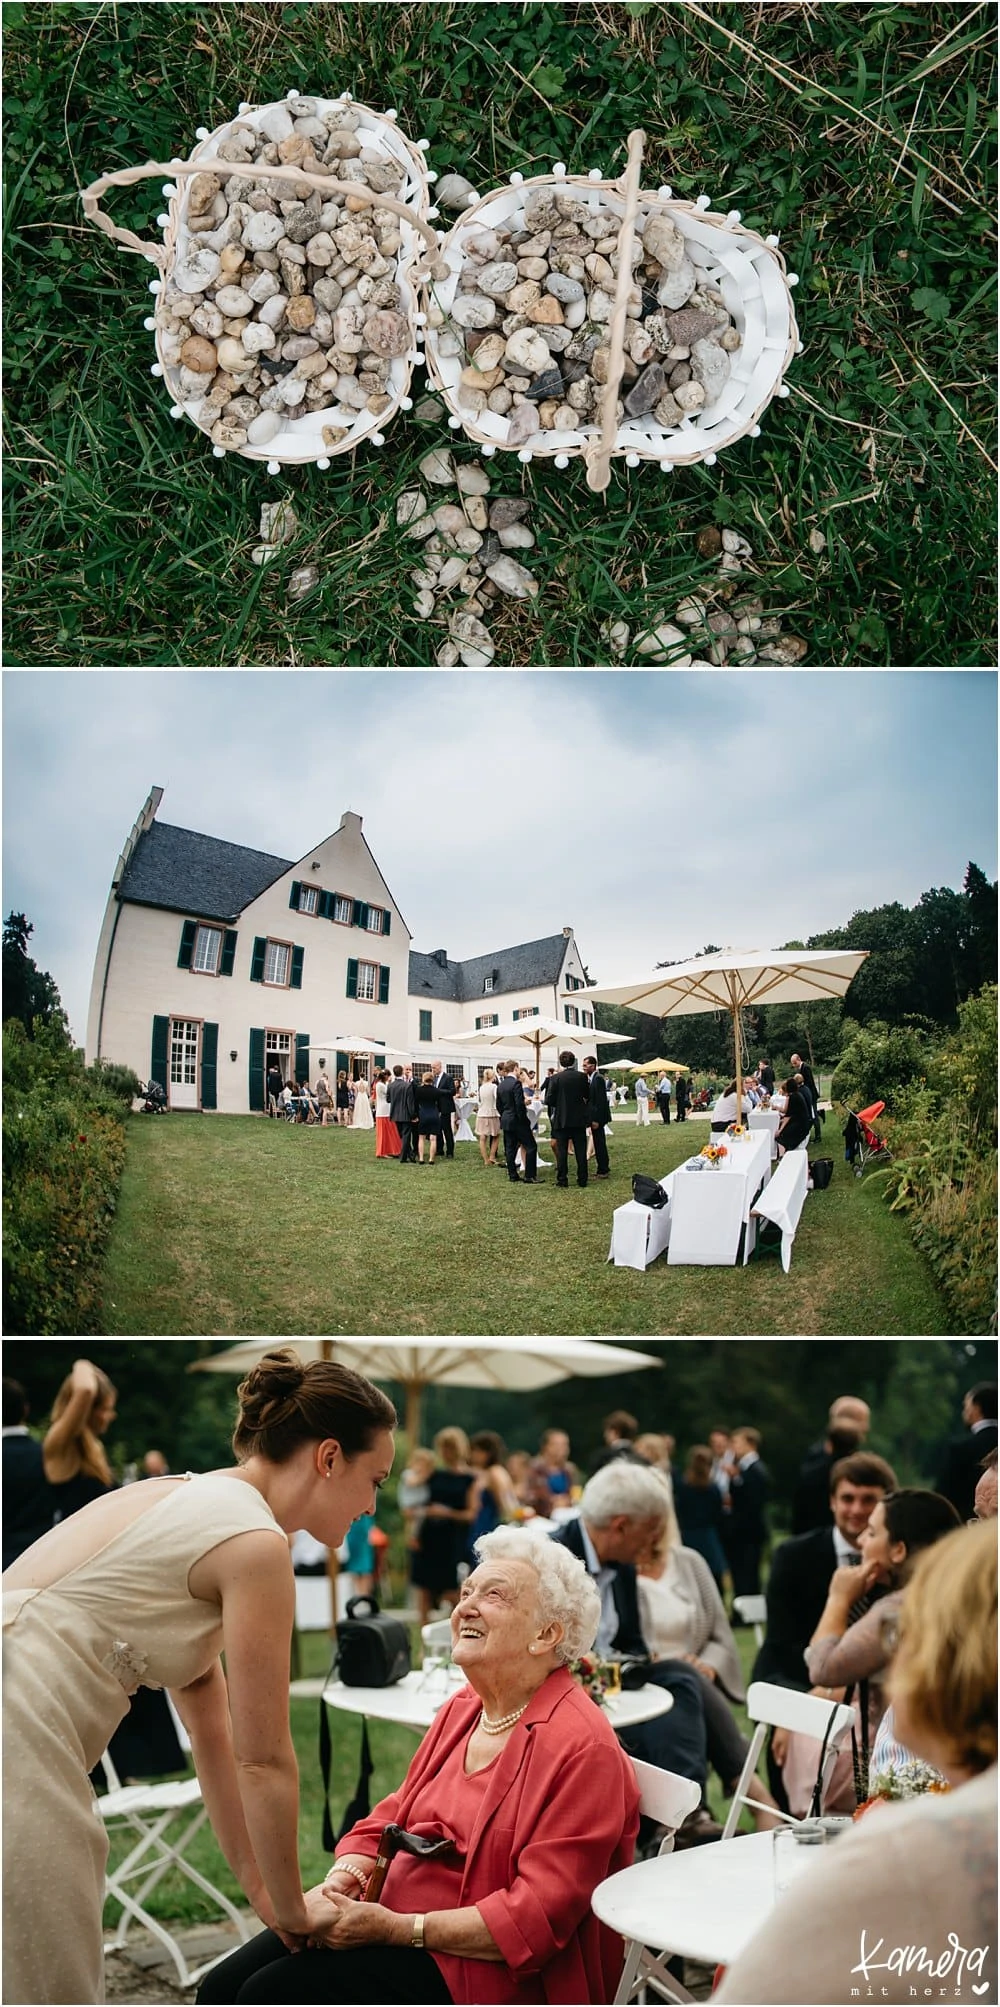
[570,1656,613,1706]
[853,1758,950,1820]
[700,1142,728,1165]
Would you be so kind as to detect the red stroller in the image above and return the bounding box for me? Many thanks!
[843,1101,892,1178]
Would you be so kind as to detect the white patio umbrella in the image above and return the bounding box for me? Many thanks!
[191,1337,662,1446]
[441,1014,633,1087]
[577,947,868,1121]
[308,1035,388,1054]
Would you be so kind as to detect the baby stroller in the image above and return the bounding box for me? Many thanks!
[843,1101,891,1178]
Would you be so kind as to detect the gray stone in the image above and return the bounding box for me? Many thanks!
[172,245,221,294]
[656,256,697,310]
[690,337,731,406]
[242,211,285,253]
[488,498,530,530]
[419,448,455,487]
[505,401,540,446]
[455,463,491,496]
[642,213,687,272]
[624,362,667,418]
[524,366,564,404]
[497,523,534,550]
[477,261,519,298]
[288,564,320,602]
[545,272,585,304]
[664,307,724,347]
[246,409,283,446]
[451,293,496,331]
[435,173,477,212]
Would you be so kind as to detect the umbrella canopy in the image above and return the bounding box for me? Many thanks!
[191,1337,661,1445]
[604,1059,639,1072]
[308,1035,388,1054]
[629,1059,686,1074]
[578,947,867,1118]
[441,1014,632,1086]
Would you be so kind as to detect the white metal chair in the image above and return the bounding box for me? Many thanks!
[732,1593,767,1645]
[99,1704,253,1991]
[613,1761,702,2006]
[720,1680,856,1841]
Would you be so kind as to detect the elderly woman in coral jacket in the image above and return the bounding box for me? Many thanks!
[198,1526,639,2006]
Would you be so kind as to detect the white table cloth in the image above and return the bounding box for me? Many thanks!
[663,1131,771,1266]
[608,1196,672,1270]
[323,1668,673,1735]
[748,1107,781,1159]
[751,1145,810,1270]
[454,1097,476,1142]
[592,1829,826,1969]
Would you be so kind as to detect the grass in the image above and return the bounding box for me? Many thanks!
[105,1609,765,1929]
[100,1110,954,1334]
[4,1,996,667]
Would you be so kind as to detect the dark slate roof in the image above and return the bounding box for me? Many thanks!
[118,821,292,923]
[409,934,570,1003]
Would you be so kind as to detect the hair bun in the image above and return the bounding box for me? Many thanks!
[237,1348,306,1433]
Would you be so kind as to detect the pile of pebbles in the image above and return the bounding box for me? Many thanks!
[396,448,539,665]
[431,187,741,445]
[603,523,808,665]
[157,99,418,451]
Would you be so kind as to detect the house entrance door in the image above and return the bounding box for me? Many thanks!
[169,1019,200,1109]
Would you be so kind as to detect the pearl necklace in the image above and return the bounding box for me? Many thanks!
[480,1702,529,1735]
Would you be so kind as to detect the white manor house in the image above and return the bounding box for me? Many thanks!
[86,791,596,1112]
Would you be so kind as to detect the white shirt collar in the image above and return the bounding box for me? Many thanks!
[1,1426,31,1437]
[971,1417,995,1433]
[832,1525,860,1565]
[738,1450,759,1470]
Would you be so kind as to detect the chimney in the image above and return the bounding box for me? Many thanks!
[432,948,448,969]
[562,926,573,938]
[339,810,363,832]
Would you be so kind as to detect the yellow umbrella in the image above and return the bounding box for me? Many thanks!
[630,1059,686,1073]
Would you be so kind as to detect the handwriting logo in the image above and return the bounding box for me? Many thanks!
[850,1929,991,1994]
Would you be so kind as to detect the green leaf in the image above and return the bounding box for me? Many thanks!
[534,62,567,98]
[910,285,952,324]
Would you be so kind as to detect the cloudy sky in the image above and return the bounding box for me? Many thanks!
[3,668,996,1044]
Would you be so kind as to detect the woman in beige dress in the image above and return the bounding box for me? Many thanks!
[2,1350,396,2005]
[475,1068,501,1166]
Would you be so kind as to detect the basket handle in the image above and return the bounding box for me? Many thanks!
[80,158,444,275]
[584,128,646,495]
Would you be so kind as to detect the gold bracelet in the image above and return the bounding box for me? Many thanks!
[411,1913,426,1951]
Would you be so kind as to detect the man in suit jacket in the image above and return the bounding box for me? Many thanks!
[550,1461,711,1808]
[937,1383,998,1521]
[752,1451,898,1692]
[387,1064,416,1163]
[2,1378,53,1570]
[547,1050,591,1188]
[790,1052,822,1140]
[791,1395,871,1535]
[725,1427,771,1598]
[433,1067,458,1159]
[496,1061,537,1184]
[582,1055,611,1177]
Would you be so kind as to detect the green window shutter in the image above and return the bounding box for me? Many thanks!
[249,1028,265,1111]
[290,945,304,990]
[295,1032,310,1084]
[201,1022,218,1110]
[419,1009,432,1042]
[382,908,391,936]
[177,919,197,969]
[475,1015,482,1031]
[289,881,302,910]
[250,936,266,983]
[151,1015,169,1092]
[346,958,359,999]
[320,890,333,920]
[352,899,363,927]
[336,1049,349,1080]
[379,966,390,1005]
[220,929,238,977]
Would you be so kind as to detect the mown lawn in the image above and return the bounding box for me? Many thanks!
[5,1,995,667]
[101,1111,952,1334]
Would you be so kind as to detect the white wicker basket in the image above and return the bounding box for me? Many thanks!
[82,94,443,470]
[422,130,800,492]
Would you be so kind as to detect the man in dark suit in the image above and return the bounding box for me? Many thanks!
[725,1427,771,1598]
[496,1061,536,1184]
[2,1377,53,1570]
[791,1395,871,1535]
[547,1049,591,1188]
[551,1461,716,1832]
[433,1067,458,1159]
[790,1051,822,1140]
[388,1064,416,1162]
[937,1383,998,1521]
[582,1054,612,1177]
[753,1451,898,1692]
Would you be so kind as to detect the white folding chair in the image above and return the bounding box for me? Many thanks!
[614,1761,702,2006]
[732,1593,767,1645]
[720,1680,856,1841]
[99,1725,253,1991]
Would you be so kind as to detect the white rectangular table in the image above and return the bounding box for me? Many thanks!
[748,1108,781,1159]
[750,1145,810,1270]
[663,1132,772,1266]
[608,1196,672,1270]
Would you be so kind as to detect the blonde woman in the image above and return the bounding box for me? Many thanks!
[42,1358,117,1522]
[410,1427,476,1624]
[475,1068,501,1167]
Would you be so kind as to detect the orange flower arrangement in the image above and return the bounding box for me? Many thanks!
[700,1143,728,1165]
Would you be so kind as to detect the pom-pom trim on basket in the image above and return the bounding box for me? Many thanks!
[421,129,799,492]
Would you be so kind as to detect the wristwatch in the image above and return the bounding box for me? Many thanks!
[411,1913,426,1950]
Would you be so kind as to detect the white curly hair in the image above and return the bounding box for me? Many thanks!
[471,1523,600,1664]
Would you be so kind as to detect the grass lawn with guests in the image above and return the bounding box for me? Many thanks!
[100,1112,952,1335]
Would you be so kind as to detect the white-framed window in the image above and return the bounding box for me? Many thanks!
[366,905,386,932]
[299,885,319,916]
[476,1013,499,1030]
[564,1005,580,1025]
[564,973,582,991]
[356,960,378,1002]
[333,895,353,924]
[192,924,222,975]
[582,1010,595,1028]
[513,1007,540,1021]
[483,976,494,993]
[264,940,291,986]
[170,1019,199,1085]
[265,1029,292,1080]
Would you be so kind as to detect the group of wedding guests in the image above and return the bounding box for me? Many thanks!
[708,1052,822,1156]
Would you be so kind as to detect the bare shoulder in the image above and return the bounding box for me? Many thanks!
[188,1522,292,1605]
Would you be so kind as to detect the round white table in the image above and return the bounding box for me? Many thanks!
[323,1667,673,1736]
[592,1828,822,1968]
